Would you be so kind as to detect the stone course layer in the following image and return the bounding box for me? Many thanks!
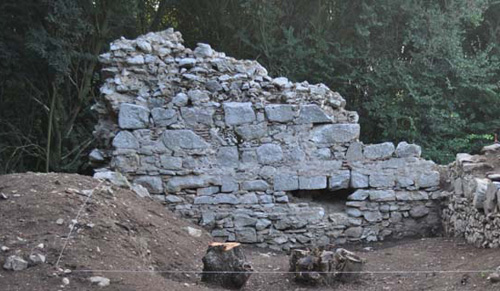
[92,29,442,250]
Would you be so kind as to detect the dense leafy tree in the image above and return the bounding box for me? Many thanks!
[1,0,499,174]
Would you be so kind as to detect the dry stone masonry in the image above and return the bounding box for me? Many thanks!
[92,29,442,250]
[442,144,500,248]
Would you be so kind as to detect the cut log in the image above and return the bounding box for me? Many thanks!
[289,247,364,285]
[201,242,253,289]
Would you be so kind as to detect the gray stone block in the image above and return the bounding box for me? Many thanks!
[363,211,382,222]
[172,93,188,107]
[235,123,267,140]
[369,174,395,188]
[256,144,283,164]
[151,108,177,127]
[409,206,429,218]
[346,208,363,217]
[311,124,360,144]
[166,176,210,192]
[221,176,239,193]
[223,102,256,125]
[299,176,327,190]
[217,146,239,167]
[345,226,363,238]
[118,103,150,129]
[346,142,364,161]
[265,104,296,122]
[233,214,257,228]
[296,105,332,124]
[239,193,259,204]
[350,171,368,188]
[367,190,396,201]
[197,186,220,196]
[256,219,272,230]
[364,142,395,159]
[165,195,183,203]
[348,190,369,201]
[211,194,238,205]
[241,180,269,191]
[416,171,440,188]
[112,131,139,149]
[274,173,299,191]
[134,176,163,194]
[158,156,182,170]
[181,107,214,126]
[161,130,209,150]
[329,170,350,190]
[235,228,257,243]
[396,141,421,158]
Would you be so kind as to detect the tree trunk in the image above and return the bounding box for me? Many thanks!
[289,247,364,285]
[201,242,253,289]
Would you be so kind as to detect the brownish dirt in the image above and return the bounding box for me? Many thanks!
[1,173,499,290]
[0,172,212,291]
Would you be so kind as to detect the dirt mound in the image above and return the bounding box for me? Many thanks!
[0,173,212,291]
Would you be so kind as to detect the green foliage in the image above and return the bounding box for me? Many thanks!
[1,0,500,174]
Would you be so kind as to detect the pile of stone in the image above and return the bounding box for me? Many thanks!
[92,28,443,250]
[442,144,500,248]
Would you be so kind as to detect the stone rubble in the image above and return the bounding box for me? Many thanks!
[92,29,442,250]
[442,146,500,248]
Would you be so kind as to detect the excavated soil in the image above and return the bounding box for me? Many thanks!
[1,173,499,290]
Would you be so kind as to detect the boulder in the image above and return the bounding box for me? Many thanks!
[223,102,256,126]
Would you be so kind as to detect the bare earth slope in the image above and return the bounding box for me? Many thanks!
[0,173,212,291]
[1,173,499,291]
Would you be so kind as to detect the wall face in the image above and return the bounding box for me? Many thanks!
[93,29,442,250]
[442,146,500,248]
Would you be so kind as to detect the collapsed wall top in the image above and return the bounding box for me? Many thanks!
[91,28,442,250]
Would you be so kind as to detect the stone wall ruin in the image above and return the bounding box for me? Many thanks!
[92,29,443,250]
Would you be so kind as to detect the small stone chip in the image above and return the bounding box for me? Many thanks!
[90,276,111,287]
[62,277,70,285]
[56,218,64,225]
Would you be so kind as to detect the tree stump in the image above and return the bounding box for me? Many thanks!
[201,242,253,289]
[333,248,364,282]
[289,247,364,285]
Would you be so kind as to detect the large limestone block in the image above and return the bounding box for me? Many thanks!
[367,190,396,201]
[296,104,332,124]
[329,171,350,190]
[223,102,256,125]
[166,176,211,192]
[256,144,283,164]
[151,108,177,127]
[346,142,364,161]
[483,182,500,215]
[348,190,369,201]
[350,171,369,188]
[134,176,163,194]
[310,124,360,144]
[369,174,395,188]
[274,173,299,191]
[299,176,327,190]
[112,131,139,149]
[395,142,421,158]
[241,180,269,191]
[118,103,150,129]
[472,178,490,209]
[161,130,209,150]
[416,171,440,188]
[363,142,395,159]
[181,107,214,126]
[217,146,239,167]
[265,104,296,122]
[235,123,267,140]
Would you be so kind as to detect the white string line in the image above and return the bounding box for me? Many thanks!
[69,269,498,274]
[55,182,102,269]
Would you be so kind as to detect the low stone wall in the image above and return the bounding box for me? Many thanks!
[442,145,500,248]
[92,29,442,250]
